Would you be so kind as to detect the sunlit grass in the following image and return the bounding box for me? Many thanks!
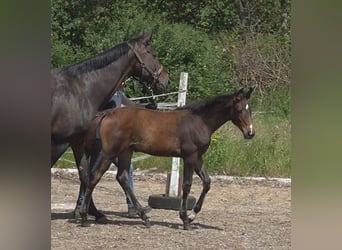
[203,114,290,177]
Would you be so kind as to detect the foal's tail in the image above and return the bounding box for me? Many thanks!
[84,111,108,156]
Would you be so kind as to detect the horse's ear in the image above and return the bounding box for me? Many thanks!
[245,87,253,99]
[141,32,152,45]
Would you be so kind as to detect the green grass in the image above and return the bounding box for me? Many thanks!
[203,114,290,177]
[54,149,76,168]
[55,113,290,178]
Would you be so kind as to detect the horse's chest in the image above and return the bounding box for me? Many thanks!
[53,98,95,141]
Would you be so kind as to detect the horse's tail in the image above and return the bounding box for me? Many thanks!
[84,111,108,156]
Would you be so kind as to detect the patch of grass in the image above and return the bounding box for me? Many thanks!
[132,154,172,172]
[203,114,290,177]
[54,148,75,168]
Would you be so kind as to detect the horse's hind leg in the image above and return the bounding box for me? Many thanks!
[189,161,211,223]
[74,182,107,223]
[72,142,107,223]
[116,151,151,226]
[80,156,112,227]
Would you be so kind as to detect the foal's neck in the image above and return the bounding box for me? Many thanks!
[201,100,233,133]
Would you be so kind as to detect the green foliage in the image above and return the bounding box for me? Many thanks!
[52,0,291,177]
[51,0,291,100]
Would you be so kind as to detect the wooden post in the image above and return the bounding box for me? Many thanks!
[168,72,188,197]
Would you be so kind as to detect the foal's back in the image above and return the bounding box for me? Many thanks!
[99,107,200,157]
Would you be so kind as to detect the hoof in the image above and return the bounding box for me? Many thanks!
[95,215,110,224]
[127,207,139,218]
[89,209,105,219]
[188,211,197,223]
[128,206,152,218]
[144,219,151,228]
[183,224,191,230]
[81,221,91,227]
[142,206,152,214]
[73,208,81,219]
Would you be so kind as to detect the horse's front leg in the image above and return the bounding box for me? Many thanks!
[116,151,152,227]
[80,155,112,227]
[180,156,195,230]
[188,160,211,223]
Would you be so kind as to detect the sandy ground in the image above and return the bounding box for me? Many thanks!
[51,170,291,249]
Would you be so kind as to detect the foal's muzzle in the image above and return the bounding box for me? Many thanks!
[244,131,255,139]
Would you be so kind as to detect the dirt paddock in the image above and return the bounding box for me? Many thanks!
[51,170,291,249]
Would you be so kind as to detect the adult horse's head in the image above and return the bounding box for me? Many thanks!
[231,87,255,139]
[127,32,169,94]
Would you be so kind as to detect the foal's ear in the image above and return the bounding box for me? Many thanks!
[245,87,253,99]
[234,88,244,102]
[142,32,152,45]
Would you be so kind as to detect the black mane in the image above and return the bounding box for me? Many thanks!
[61,33,148,75]
[177,93,234,114]
[62,42,130,75]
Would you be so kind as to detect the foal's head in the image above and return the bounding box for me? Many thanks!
[128,32,170,94]
[231,88,255,139]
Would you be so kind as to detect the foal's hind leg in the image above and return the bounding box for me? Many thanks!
[188,161,211,223]
[116,150,152,226]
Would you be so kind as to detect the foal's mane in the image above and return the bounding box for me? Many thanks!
[177,93,234,115]
[61,34,147,75]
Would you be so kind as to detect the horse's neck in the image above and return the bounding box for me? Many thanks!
[84,53,135,108]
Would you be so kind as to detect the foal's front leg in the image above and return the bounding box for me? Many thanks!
[180,156,210,230]
[189,162,211,223]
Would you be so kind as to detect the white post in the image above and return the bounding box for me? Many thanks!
[169,72,188,197]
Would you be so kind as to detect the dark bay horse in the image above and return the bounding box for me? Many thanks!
[81,88,255,229]
[51,32,169,221]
